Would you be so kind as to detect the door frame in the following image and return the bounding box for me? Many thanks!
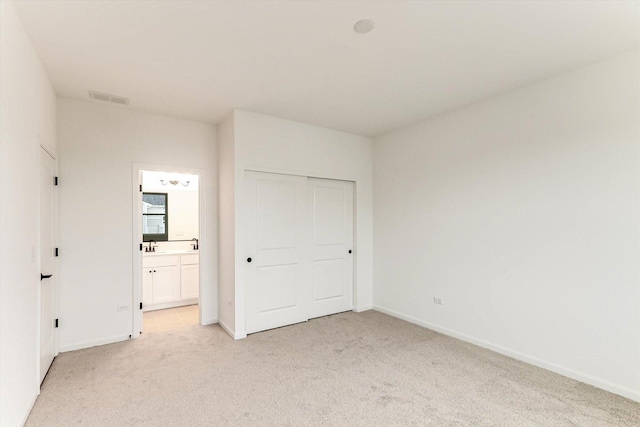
[38,145,58,382]
[131,163,205,338]
[239,168,357,336]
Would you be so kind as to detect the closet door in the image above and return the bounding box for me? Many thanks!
[308,178,354,319]
[245,171,311,334]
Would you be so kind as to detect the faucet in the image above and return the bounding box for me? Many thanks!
[146,240,157,252]
[191,238,199,250]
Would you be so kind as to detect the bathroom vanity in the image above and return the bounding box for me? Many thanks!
[142,251,199,311]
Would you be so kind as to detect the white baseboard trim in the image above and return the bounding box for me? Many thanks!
[373,305,640,402]
[218,318,236,339]
[58,334,130,353]
[143,299,198,312]
[201,317,218,326]
[354,305,373,313]
[19,393,38,427]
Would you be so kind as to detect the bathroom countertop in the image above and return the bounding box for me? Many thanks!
[143,249,199,257]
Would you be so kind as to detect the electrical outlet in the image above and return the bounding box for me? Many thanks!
[117,304,130,312]
[433,297,443,305]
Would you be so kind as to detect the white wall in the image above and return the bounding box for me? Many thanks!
[373,50,640,401]
[0,1,57,425]
[57,99,218,351]
[217,113,236,334]
[166,191,199,241]
[218,110,373,338]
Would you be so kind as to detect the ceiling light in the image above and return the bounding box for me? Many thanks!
[354,19,375,34]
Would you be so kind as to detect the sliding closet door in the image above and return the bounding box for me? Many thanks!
[245,171,311,334]
[308,178,354,319]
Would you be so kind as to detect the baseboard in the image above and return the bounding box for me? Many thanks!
[201,317,218,326]
[373,305,640,402]
[218,318,236,339]
[354,305,373,313]
[143,299,198,312]
[217,318,246,340]
[18,392,38,427]
[58,334,131,353]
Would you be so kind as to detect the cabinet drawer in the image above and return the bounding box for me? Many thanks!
[181,254,199,265]
[143,255,179,268]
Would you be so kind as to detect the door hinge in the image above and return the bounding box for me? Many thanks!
[140,302,143,310]
[55,247,59,257]
[55,319,59,328]
[139,184,142,192]
[140,243,143,251]
[54,176,59,186]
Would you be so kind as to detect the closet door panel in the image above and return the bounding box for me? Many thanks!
[245,172,311,334]
[308,178,354,319]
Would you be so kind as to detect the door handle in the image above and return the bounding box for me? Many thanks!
[348,250,352,254]
[41,274,53,281]
[247,257,252,263]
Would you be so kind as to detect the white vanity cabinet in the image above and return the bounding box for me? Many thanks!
[143,267,176,305]
[143,252,199,311]
[180,254,199,300]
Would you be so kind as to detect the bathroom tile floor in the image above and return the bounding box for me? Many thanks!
[142,304,199,334]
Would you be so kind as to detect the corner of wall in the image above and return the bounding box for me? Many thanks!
[217,112,237,333]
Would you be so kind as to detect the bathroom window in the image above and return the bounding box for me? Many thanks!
[142,192,168,241]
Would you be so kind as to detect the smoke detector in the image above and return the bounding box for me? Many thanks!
[354,19,375,34]
[88,90,130,105]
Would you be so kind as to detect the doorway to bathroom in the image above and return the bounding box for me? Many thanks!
[132,166,203,337]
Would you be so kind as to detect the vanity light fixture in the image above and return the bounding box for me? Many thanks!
[159,178,191,186]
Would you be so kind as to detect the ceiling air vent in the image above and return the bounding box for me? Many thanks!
[88,90,130,105]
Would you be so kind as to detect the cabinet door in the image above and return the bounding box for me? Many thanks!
[143,269,154,308]
[181,264,199,300]
[151,265,180,304]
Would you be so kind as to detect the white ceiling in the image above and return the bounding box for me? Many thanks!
[13,0,640,137]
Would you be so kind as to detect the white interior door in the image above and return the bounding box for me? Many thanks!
[142,269,153,308]
[245,171,310,334]
[40,147,56,382]
[308,178,354,319]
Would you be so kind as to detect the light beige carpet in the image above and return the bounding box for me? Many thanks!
[26,311,639,426]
